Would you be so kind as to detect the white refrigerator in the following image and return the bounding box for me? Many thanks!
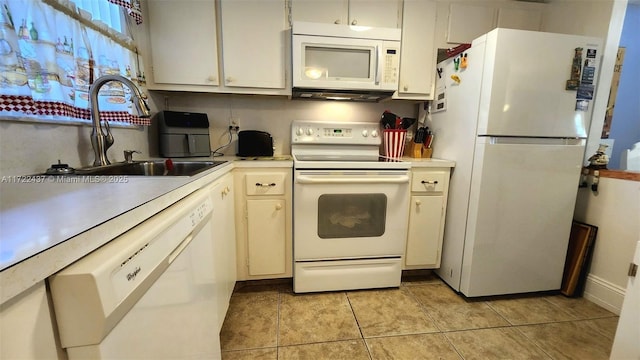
[430,28,602,297]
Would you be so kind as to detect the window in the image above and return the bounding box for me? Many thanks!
[0,0,149,126]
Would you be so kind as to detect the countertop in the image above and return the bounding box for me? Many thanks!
[403,157,456,168]
[0,154,453,304]
[0,156,292,304]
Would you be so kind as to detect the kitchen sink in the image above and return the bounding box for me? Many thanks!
[73,160,227,177]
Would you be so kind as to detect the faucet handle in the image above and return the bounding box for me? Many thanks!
[124,150,141,163]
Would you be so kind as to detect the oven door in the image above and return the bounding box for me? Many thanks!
[294,170,410,260]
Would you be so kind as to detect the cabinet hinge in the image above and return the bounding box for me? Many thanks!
[629,262,638,277]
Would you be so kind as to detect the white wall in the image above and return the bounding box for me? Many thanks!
[0,94,416,176]
[574,177,640,313]
[148,92,417,157]
[0,121,151,177]
[542,0,635,314]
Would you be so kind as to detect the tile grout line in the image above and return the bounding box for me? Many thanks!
[484,300,516,326]
[511,323,556,359]
[401,283,468,359]
[276,289,281,358]
[401,283,447,333]
[344,291,374,360]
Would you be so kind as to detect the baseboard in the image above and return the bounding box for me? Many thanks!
[583,274,626,315]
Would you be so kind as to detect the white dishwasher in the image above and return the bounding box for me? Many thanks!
[48,188,221,359]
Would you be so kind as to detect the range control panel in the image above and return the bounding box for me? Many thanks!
[291,120,381,145]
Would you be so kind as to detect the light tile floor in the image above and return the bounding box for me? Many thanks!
[220,273,618,360]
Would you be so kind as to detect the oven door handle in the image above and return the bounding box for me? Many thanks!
[296,175,410,184]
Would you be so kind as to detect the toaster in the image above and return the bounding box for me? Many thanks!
[237,130,274,157]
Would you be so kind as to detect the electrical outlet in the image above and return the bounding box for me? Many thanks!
[230,117,240,129]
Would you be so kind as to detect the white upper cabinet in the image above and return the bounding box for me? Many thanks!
[348,0,402,27]
[497,7,542,31]
[394,0,437,99]
[146,0,219,86]
[219,0,287,89]
[144,0,289,94]
[291,0,348,25]
[291,0,402,28]
[443,1,545,45]
[447,3,496,44]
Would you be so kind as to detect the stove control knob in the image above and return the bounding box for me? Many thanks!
[371,130,379,138]
[306,128,314,136]
[296,128,304,136]
[362,130,368,137]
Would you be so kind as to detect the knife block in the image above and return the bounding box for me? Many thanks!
[407,142,423,158]
[422,147,433,158]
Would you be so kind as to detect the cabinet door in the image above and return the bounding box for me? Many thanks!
[497,7,542,31]
[348,0,401,28]
[0,282,62,359]
[447,3,496,44]
[405,195,443,267]
[210,174,236,329]
[219,0,287,89]
[397,0,436,98]
[246,199,286,276]
[291,0,348,25]
[147,0,219,86]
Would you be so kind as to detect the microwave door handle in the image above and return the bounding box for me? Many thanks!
[374,45,381,85]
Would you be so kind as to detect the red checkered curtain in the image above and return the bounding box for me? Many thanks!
[0,0,149,125]
[107,0,143,25]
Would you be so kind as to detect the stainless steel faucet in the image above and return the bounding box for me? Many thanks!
[89,75,151,166]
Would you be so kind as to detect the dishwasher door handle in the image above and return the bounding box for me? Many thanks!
[168,233,194,264]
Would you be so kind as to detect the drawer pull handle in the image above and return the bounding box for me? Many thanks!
[421,180,438,185]
[256,182,276,187]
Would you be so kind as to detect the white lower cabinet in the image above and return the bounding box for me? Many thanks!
[247,199,287,276]
[207,173,236,330]
[0,282,63,359]
[234,168,292,280]
[404,168,451,269]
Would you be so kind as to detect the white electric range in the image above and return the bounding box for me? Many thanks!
[291,120,410,293]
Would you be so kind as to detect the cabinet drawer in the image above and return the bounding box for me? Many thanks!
[245,173,287,195]
[411,171,446,193]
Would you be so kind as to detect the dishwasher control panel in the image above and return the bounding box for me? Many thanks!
[191,201,211,227]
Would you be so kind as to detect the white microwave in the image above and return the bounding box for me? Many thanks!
[292,22,401,101]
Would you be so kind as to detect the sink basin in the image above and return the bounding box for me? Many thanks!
[74,160,227,177]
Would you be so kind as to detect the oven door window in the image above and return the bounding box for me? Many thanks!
[317,194,386,239]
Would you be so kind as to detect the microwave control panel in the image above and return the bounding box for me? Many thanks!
[382,43,400,85]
